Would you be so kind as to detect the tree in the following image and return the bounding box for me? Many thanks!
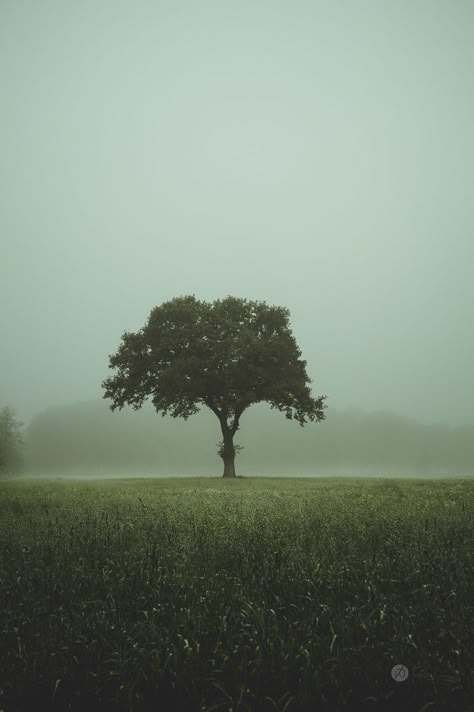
[102,295,327,477]
[0,406,24,475]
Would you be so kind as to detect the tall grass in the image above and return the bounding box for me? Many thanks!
[0,477,472,711]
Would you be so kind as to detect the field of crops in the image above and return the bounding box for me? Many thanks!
[0,476,472,712]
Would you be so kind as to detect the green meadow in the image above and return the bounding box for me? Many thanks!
[0,477,472,712]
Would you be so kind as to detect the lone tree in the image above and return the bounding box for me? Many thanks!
[102,295,326,477]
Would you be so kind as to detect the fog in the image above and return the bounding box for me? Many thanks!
[2,1,474,456]
[21,399,474,478]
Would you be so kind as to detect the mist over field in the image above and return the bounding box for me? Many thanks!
[22,399,474,478]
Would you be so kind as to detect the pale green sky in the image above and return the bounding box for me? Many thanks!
[1,0,473,426]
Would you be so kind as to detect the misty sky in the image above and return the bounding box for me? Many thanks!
[1,0,473,427]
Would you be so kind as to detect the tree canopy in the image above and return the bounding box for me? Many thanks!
[102,295,326,476]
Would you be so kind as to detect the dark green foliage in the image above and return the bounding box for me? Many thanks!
[0,478,473,711]
[103,295,325,424]
[0,405,24,475]
[102,296,326,476]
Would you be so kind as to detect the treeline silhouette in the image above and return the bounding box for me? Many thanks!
[23,400,474,476]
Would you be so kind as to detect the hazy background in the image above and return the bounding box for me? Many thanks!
[24,400,474,477]
[2,1,473,468]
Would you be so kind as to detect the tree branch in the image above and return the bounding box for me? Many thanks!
[230,403,247,435]
[204,397,222,421]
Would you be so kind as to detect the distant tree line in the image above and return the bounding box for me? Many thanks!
[0,406,24,475]
[23,400,474,476]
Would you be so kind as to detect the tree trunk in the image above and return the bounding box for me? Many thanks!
[221,425,236,478]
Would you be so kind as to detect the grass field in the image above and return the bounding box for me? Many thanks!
[0,476,472,712]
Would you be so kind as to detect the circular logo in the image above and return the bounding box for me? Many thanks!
[391,664,409,682]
